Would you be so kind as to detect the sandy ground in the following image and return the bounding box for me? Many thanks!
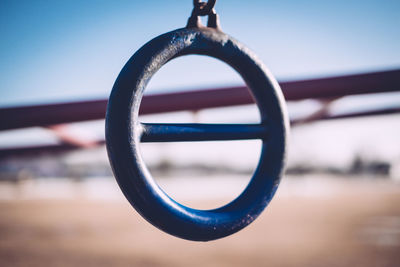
[1,176,400,267]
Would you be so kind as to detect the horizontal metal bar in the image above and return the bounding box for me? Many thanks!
[141,123,268,142]
[1,69,399,131]
[291,106,400,125]
[1,106,399,157]
[323,106,400,121]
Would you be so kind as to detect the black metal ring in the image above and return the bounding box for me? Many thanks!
[106,27,289,241]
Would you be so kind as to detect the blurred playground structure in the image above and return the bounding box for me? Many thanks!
[1,67,400,267]
[0,68,400,179]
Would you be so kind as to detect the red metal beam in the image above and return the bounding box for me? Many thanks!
[46,124,98,148]
[0,141,106,158]
[281,69,400,100]
[1,69,399,131]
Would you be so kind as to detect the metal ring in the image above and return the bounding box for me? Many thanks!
[193,0,216,16]
[106,27,289,241]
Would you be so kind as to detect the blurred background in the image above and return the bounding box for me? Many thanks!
[1,0,400,266]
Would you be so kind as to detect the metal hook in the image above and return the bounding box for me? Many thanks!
[192,0,216,16]
[187,0,220,30]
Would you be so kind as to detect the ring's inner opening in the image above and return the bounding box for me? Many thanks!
[139,55,262,210]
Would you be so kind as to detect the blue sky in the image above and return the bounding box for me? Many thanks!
[1,0,399,106]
